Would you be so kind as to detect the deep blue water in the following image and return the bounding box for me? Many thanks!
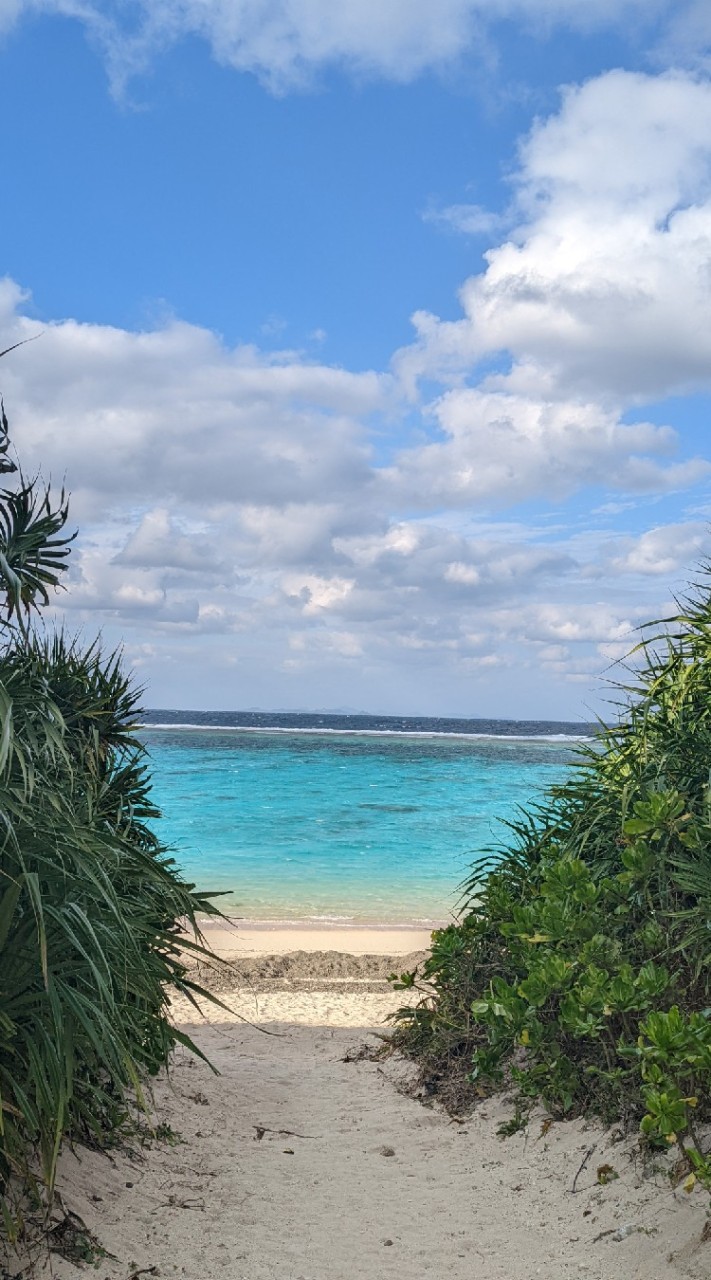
[140,711,592,924]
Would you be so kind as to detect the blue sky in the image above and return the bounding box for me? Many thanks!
[2,1,711,718]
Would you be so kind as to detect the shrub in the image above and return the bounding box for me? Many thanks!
[391,565,711,1190]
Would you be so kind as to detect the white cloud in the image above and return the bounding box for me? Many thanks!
[657,1,711,74]
[0,285,386,519]
[387,71,711,518]
[444,561,481,586]
[0,0,668,95]
[281,573,355,614]
[63,547,201,622]
[383,387,709,509]
[287,629,363,660]
[236,502,371,569]
[398,72,711,401]
[493,602,642,645]
[116,508,233,575]
[423,203,508,238]
[603,521,711,577]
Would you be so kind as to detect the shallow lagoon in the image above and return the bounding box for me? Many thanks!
[142,718,583,923]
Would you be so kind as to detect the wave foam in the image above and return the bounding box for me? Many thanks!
[139,722,592,743]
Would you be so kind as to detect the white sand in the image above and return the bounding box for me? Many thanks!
[18,931,711,1279]
[194,918,437,957]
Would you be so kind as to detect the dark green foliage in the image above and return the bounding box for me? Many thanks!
[0,396,73,631]
[391,567,711,1190]
[0,398,223,1235]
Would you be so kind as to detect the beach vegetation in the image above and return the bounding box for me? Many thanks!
[391,567,711,1192]
[0,392,222,1239]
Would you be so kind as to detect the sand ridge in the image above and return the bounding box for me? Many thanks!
[193,919,437,957]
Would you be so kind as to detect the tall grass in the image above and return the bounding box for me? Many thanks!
[391,567,711,1190]
[0,398,222,1235]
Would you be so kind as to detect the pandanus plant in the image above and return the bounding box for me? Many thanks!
[0,369,221,1239]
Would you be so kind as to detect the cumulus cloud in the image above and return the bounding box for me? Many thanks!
[116,508,233,575]
[498,602,641,646]
[383,388,709,510]
[0,281,385,519]
[601,522,711,578]
[388,71,711,518]
[398,71,711,400]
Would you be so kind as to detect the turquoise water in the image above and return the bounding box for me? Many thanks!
[141,724,579,924]
[143,727,579,926]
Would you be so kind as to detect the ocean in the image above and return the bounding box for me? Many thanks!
[139,711,594,926]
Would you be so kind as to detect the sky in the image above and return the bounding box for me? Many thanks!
[2,2,711,719]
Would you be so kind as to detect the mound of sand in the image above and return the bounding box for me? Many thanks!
[188,948,428,994]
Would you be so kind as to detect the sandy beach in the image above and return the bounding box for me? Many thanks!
[24,926,710,1279]
[195,916,438,957]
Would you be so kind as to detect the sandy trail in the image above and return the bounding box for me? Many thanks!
[13,938,711,1280]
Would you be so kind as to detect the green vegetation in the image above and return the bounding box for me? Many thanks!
[391,570,711,1193]
[0,395,222,1238]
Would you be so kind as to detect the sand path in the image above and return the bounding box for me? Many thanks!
[39,963,709,1280]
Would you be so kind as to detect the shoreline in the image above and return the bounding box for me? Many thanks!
[193,916,438,957]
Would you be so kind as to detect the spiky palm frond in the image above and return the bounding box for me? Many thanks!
[0,636,224,1214]
[0,479,74,625]
[0,368,73,629]
[0,400,17,477]
[0,387,226,1234]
